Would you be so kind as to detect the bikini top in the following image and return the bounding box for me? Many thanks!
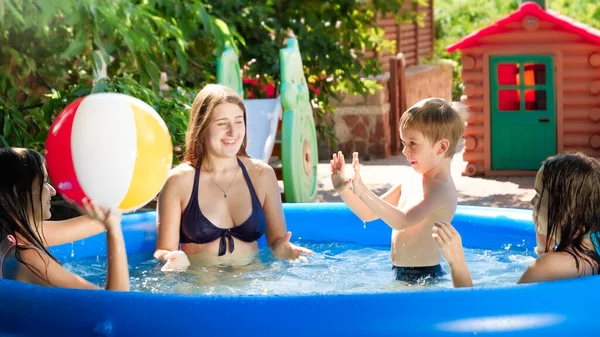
[179,158,266,256]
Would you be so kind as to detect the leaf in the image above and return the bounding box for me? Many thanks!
[91,80,109,94]
[175,48,189,73]
[92,51,104,78]
[3,114,11,138]
[0,0,5,24]
[0,136,8,147]
[144,61,161,88]
[25,57,36,73]
[5,0,24,26]
[198,4,212,33]
[61,30,88,59]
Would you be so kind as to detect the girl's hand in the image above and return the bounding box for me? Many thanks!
[330,151,351,193]
[78,198,122,232]
[432,221,465,267]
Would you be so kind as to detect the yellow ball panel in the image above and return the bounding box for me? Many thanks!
[118,103,173,212]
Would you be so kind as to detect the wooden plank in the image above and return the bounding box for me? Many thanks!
[563,134,599,147]
[389,57,400,155]
[563,94,600,106]
[414,17,419,64]
[563,108,600,121]
[274,166,283,180]
[462,70,485,83]
[405,57,417,67]
[562,81,596,94]
[401,24,415,33]
[271,141,281,157]
[377,17,397,26]
[563,68,600,80]
[463,43,598,54]
[384,31,397,40]
[400,39,416,49]
[397,54,408,152]
[418,41,433,49]
[563,121,600,133]
[418,34,432,43]
[478,30,582,44]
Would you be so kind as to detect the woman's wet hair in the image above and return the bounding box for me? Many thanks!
[184,84,249,168]
[0,148,59,282]
[537,152,600,274]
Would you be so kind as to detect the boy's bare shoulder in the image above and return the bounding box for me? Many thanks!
[425,177,458,206]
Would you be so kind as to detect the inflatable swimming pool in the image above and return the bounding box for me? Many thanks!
[1,203,598,336]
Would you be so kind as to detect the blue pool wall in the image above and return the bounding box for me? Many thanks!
[1,203,599,337]
[49,203,536,261]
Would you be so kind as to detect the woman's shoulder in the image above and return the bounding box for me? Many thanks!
[519,251,581,284]
[238,156,275,178]
[164,163,196,187]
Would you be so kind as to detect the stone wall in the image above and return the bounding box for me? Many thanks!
[329,76,391,160]
[326,63,453,160]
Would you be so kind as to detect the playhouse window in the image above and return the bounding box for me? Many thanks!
[524,63,546,85]
[498,90,520,111]
[524,90,547,110]
[497,64,519,85]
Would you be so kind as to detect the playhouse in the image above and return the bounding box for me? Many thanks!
[448,0,600,176]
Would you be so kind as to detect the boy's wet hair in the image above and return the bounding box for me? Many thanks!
[399,98,467,157]
[538,152,600,274]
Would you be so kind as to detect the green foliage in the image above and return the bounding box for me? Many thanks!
[207,0,415,147]
[0,0,231,153]
[433,0,519,100]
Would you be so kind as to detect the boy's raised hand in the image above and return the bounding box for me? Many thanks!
[330,151,351,193]
[351,152,364,189]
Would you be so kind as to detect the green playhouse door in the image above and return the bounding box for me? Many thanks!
[490,55,556,170]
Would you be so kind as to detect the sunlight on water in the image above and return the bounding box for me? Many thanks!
[63,243,536,295]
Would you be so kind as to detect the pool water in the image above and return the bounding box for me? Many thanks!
[63,242,537,295]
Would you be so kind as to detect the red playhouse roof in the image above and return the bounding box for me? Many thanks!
[447,2,600,52]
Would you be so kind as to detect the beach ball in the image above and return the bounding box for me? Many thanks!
[45,93,173,213]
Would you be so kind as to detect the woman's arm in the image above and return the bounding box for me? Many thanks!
[42,215,106,247]
[154,171,185,263]
[19,200,129,291]
[260,163,312,259]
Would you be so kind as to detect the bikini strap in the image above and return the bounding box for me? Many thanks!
[0,235,17,279]
[189,165,201,207]
[590,232,600,256]
[237,158,260,203]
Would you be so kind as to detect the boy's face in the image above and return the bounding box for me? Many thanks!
[400,128,445,174]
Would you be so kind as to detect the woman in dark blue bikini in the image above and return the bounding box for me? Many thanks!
[154,84,312,270]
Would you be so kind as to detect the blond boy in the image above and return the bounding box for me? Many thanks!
[330,98,466,284]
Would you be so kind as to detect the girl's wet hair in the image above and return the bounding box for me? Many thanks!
[0,148,59,282]
[538,152,600,274]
